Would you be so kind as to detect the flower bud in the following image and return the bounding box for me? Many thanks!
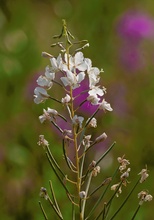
[39,187,48,200]
[95,132,107,143]
[42,52,53,58]
[79,191,86,199]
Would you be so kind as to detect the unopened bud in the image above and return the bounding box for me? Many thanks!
[79,191,86,199]
[39,187,48,200]
[42,52,53,58]
[95,132,107,143]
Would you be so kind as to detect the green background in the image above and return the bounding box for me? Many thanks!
[0,0,154,219]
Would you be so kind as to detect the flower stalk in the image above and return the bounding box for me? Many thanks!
[34,20,152,220]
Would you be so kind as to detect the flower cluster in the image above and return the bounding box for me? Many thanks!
[34,21,152,220]
[111,155,131,197]
[34,51,112,113]
[138,191,153,206]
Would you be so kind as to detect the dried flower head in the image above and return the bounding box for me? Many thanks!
[88,160,96,170]
[37,135,49,149]
[138,166,149,183]
[111,183,122,197]
[39,187,48,200]
[82,135,92,148]
[87,117,97,128]
[117,155,130,172]
[92,166,101,177]
[138,190,153,205]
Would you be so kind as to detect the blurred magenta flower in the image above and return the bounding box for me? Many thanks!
[117,11,154,72]
[117,11,154,43]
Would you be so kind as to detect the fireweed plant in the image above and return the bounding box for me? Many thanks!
[34,20,152,219]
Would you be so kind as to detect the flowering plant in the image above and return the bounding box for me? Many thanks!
[34,20,152,219]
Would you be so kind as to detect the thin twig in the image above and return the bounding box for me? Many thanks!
[39,201,48,220]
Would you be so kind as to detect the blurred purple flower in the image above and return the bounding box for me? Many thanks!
[117,11,154,72]
[119,45,144,72]
[117,11,154,43]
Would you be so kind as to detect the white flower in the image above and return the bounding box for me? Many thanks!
[37,75,53,88]
[87,94,100,105]
[61,70,85,89]
[88,68,100,88]
[87,117,97,128]
[88,86,104,97]
[87,86,104,105]
[85,58,101,87]
[36,66,55,89]
[61,94,71,104]
[50,54,63,72]
[84,58,92,72]
[45,66,55,81]
[34,87,50,104]
[63,52,87,72]
[72,115,84,128]
[39,108,58,123]
[99,99,113,112]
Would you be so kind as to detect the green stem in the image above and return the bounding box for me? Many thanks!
[81,172,93,219]
[94,181,123,220]
[85,167,119,220]
[46,145,65,178]
[39,201,48,220]
[48,197,63,220]
[46,152,72,201]
[96,142,116,166]
[49,180,63,218]
[109,178,140,220]
[131,205,141,220]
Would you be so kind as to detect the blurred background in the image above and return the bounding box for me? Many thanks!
[0,0,154,219]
